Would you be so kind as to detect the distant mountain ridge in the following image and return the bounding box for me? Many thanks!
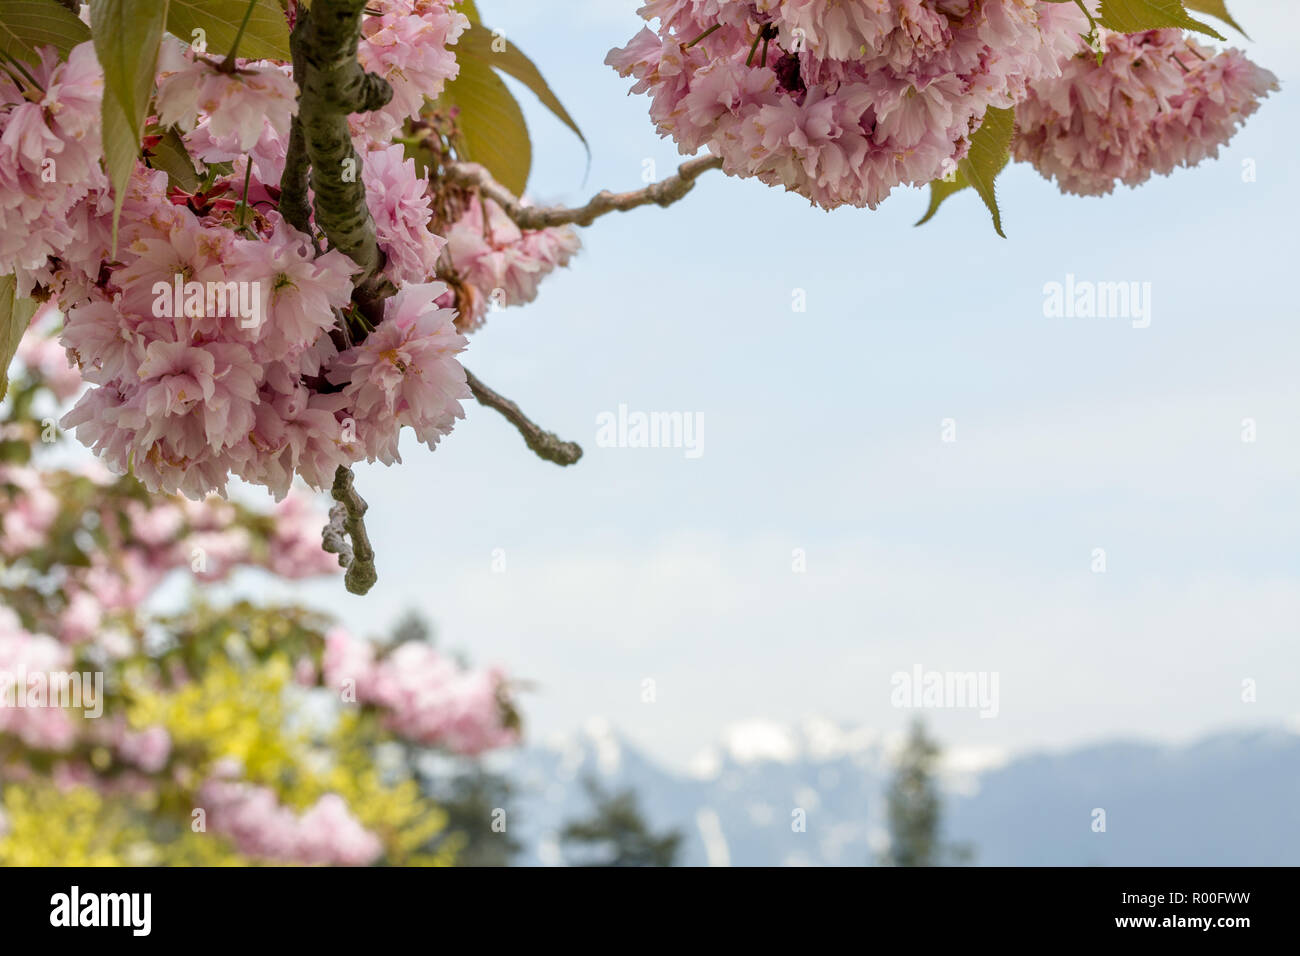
[495,720,1300,866]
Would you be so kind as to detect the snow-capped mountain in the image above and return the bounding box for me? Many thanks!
[492,719,1300,866]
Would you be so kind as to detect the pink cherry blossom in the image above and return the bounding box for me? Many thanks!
[55,591,102,645]
[355,0,469,140]
[225,212,359,362]
[363,144,446,285]
[114,725,172,774]
[0,609,78,751]
[325,282,470,464]
[0,42,106,291]
[322,628,516,754]
[155,43,298,153]
[1013,28,1279,196]
[439,189,580,332]
[265,491,347,578]
[0,466,60,557]
[607,0,1088,209]
[198,776,383,865]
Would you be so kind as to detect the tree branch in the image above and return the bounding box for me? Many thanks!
[444,155,724,230]
[465,369,582,467]
[279,23,312,235]
[294,0,392,287]
[322,465,378,594]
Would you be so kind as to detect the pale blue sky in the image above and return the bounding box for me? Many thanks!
[245,0,1299,769]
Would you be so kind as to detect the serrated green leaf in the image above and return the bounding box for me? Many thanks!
[166,0,289,62]
[915,168,970,228]
[964,106,1015,237]
[1,274,40,402]
[916,107,1015,238]
[440,51,531,195]
[0,0,90,65]
[1097,0,1225,41]
[91,0,169,250]
[457,23,587,153]
[149,126,200,193]
[1181,0,1248,37]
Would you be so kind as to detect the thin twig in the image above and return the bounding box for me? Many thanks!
[686,24,722,48]
[443,155,724,231]
[465,369,583,467]
[219,0,260,73]
[322,465,378,594]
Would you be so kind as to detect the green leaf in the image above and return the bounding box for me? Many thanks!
[91,1,166,139]
[915,168,971,228]
[459,0,482,23]
[0,275,40,402]
[0,0,90,65]
[149,126,201,193]
[916,107,1015,238]
[457,22,587,153]
[100,90,140,252]
[963,106,1015,237]
[1181,0,1248,37]
[165,0,289,62]
[91,0,169,250]
[1097,0,1226,41]
[440,51,532,195]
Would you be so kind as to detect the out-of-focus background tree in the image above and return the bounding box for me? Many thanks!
[0,319,519,865]
[880,720,975,867]
[560,777,682,867]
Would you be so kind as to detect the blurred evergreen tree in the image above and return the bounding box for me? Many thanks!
[434,767,522,867]
[560,777,682,867]
[881,719,975,866]
[391,609,434,646]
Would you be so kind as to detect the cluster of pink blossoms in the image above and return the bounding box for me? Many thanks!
[155,42,300,154]
[607,0,1088,208]
[0,43,106,292]
[198,774,382,866]
[7,33,473,500]
[58,166,367,500]
[0,446,337,645]
[0,605,171,773]
[609,2,1278,208]
[0,465,59,558]
[438,189,581,332]
[363,144,450,286]
[1012,28,1279,196]
[323,628,517,754]
[0,609,77,750]
[324,283,469,465]
[0,0,579,504]
[355,0,470,141]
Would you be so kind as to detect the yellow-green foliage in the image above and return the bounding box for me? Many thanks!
[2,626,456,866]
[0,783,245,866]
